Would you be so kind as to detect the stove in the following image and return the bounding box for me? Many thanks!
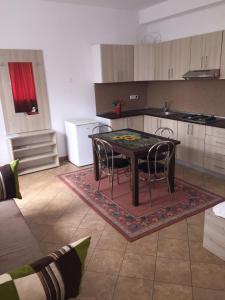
[180,113,220,124]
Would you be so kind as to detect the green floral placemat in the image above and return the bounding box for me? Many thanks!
[99,130,160,149]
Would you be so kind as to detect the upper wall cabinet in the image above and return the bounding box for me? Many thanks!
[92,44,134,83]
[154,37,191,80]
[190,31,222,70]
[170,38,191,80]
[134,44,154,81]
[154,41,171,80]
[219,32,225,79]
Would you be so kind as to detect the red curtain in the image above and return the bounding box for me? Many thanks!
[8,62,38,113]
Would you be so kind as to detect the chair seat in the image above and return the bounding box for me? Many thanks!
[100,149,120,157]
[138,161,165,173]
[103,158,129,169]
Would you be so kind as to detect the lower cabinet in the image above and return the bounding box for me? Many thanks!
[110,118,128,130]
[144,115,178,138]
[204,126,225,175]
[110,116,144,131]
[177,121,205,167]
[100,114,225,176]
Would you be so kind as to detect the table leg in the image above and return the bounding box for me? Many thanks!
[168,150,175,193]
[92,141,99,181]
[131,156,139,206]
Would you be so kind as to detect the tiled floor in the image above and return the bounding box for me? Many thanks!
[17,162,225,300]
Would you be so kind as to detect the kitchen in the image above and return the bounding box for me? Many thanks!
[92,29,225,263]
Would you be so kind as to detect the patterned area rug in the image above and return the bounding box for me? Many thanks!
[59,168,225,241]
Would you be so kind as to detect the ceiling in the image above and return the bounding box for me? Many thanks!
[43,0,167,11]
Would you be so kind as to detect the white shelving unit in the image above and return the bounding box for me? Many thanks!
[8,130,59,175]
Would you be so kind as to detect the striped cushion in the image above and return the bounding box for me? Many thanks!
[0,236,91,300]
[0,160,22,201]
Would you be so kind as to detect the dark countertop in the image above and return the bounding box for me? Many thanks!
[97,108,225,129]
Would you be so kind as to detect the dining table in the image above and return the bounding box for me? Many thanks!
[89,128,180,206]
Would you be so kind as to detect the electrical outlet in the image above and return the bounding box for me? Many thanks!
[129,95,139,100]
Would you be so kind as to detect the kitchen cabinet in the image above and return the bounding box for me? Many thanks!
[144,115,178,138]
[110,116,144,131]
[154,41,171,80]
[155,37,191,80]
[127,116,144,131]
[110,117,128,130]
[204,126,225,175]
[170,38,191,80]
[92,44,134,83]
[190,31,222,70]
[219,32,225,79]
[134,44,154,81]
[177,121,205,167]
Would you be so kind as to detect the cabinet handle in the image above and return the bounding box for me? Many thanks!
[171,68,173,79]
[214,165,225,170]
[201,56,203,69]
[168,68,170,79]
[191,125,194,135]
[205,56,208,69]
[216,141,225,146]
[187,124,190,135]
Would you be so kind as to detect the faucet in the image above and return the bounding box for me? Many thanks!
[164,101,168,113]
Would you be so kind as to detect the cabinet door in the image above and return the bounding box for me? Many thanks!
[220,32,225,79]
[100,44,115,83]
[177,121,205,167]
[93,44,134,83]
[203,31,222,69]
[144,116,159,134]
[170,37,191,80]
[134,44,154,81]
[113,45,134,82]
[127,116,144,131]
[190,35,204,70]
[154,41,171,80]
[159,118,178,138]
[110,118,128,130]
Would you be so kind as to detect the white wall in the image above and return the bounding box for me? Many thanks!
[0,0,138,163]
[143,1,225,41]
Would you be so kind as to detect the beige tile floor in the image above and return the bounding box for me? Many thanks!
[16,162,225,300]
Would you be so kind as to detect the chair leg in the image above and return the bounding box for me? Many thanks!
[111,172,114,199]
[97,177,101,192]
[117,168,119,184]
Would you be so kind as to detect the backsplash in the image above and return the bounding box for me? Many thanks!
[147,80,225,117]
[95,80,225,117]
[95,82,148,114]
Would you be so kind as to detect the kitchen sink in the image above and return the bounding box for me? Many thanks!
[151,110,175,117]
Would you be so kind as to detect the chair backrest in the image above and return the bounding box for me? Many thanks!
[154,127,174,139]
[92,124,113,135]
[93,138,114,173]
[147,141,175,177]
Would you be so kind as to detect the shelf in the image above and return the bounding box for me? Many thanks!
[13,142,56,152]
[19,152,57,164]
[8,129,55,139]
[19,162,59,175]
[8,129,59,175]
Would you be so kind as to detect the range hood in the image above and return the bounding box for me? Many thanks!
[183,69,220,80]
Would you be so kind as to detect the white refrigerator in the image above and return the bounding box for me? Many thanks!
[65,119,99,166]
